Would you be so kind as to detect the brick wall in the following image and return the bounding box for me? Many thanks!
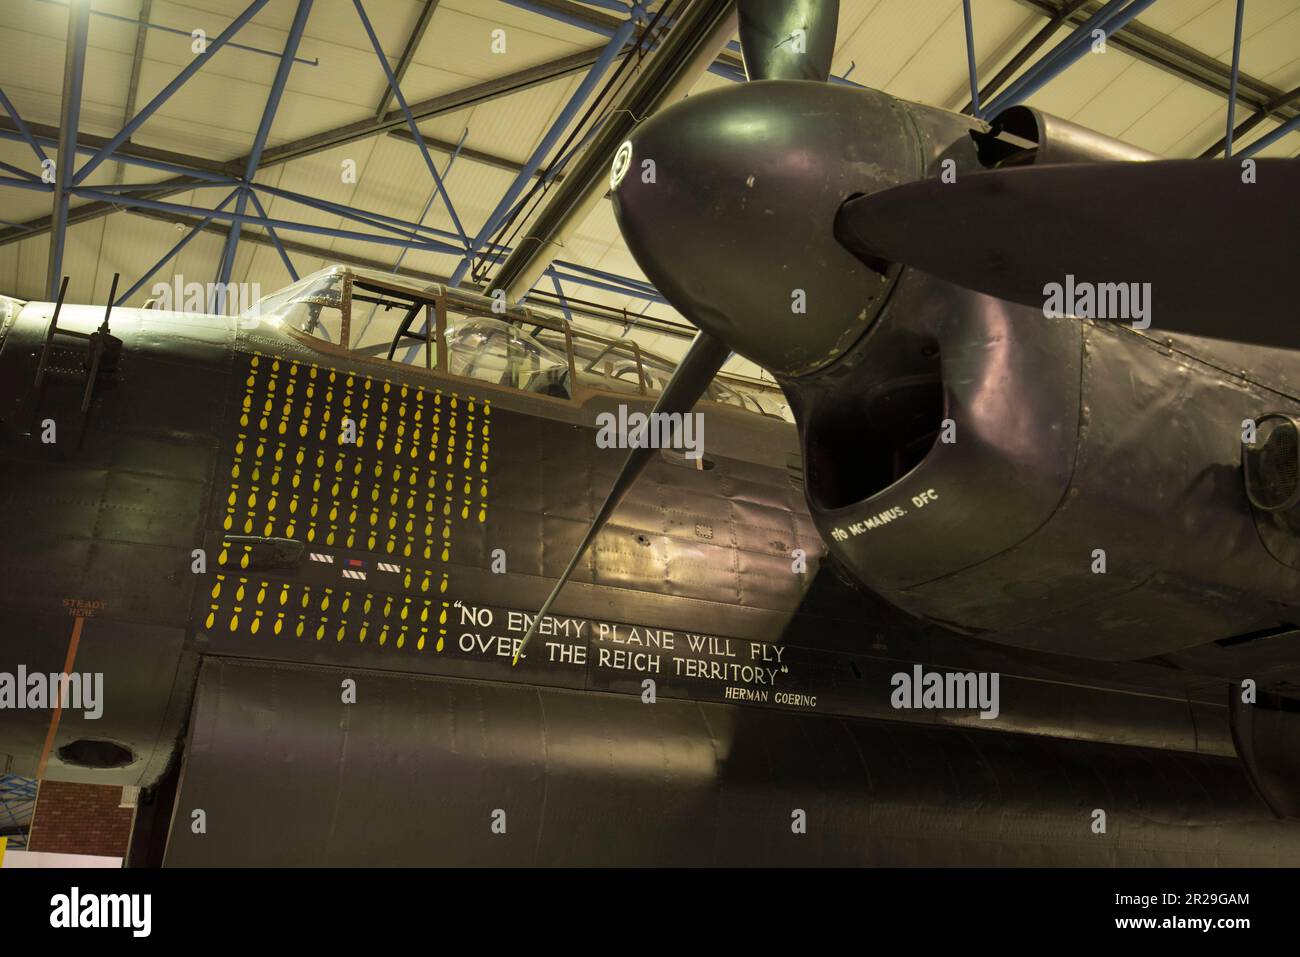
[27,781,135,858]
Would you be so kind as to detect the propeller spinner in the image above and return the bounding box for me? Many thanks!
[611,79,913,377]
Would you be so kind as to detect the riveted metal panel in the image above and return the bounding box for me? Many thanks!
[164,657,1300,866]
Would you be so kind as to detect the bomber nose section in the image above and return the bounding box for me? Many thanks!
[611,80,919,378]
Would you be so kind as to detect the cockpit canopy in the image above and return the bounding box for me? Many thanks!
[244,265,789,419]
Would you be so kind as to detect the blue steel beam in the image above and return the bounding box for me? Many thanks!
[555,259,658,297]
[46,0,91,300]
[658,19,749,84]
[74,0,272,185]
[0,89,51,165]
[985,0,1136,113]
[247,189,299,283]
[0,159,42,181]
[374,0,440,118]
[70,187,465,254]
[1240,111,1300,156]
[391,129,467,363]
[358,174,450,348]
[985,0,1158,116]
[116,186,242,304]
[511,4,859,88]
[549,268,574,325]
[961,2,1087,115]
[0,37,633,246]
[549,267,666,304]
[1200,83,1300,158]
[255,183,652,300]
[962,0,980,116]
[0,40,672,313]
[35,0,319,66]
[1224,0,1246,157]
[88,179,239,192]
[620,299,655,338]
[571,0,632,14]
[353,0,470,250]
[216,0,315,301]
[447,8,639,287]
[0,126,237,182]
[0,126,235,182]
[70,171,719,306]
[484,110,607,245]
[0,176,53,192]
[541,114,611,186]
[120,191,671,308]
[251,181,485,249]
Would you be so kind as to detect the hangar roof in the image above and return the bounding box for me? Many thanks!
[0,0,1296,385]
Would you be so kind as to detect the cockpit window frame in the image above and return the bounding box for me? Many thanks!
[263,266,787,418]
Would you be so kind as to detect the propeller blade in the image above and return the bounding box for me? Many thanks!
[738,0,839,82]
[836,158,1300,348]
[513,330,731,665]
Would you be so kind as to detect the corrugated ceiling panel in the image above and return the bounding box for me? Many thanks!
[931,3,1043,110]
[1262,53,1300,91]
[0,143,54,225]
[1165,100,1239,156]
[1017,40,1142,120]
[832,0,887,65]
[498,72,594,157]
[830,0,963,92]
[1241,7,1300,79]
[81,204,189,303]
[0,3,133,136]
[0,234,21,296]
[1139,0,1223,34]
[440,0,610,49]
[1119,81,1228,154]
[1070,57,1184,138]
[331,129,505,251]
[13,232,52,301]
[901,1,1042,109]
[1167,0,1299,61]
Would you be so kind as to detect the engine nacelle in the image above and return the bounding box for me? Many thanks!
[974,104,1160,167]
[795,103,1300,661]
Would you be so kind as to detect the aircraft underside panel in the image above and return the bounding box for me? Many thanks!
[162,656,1300,867]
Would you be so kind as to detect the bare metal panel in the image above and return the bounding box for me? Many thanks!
[164,657,1300,867]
